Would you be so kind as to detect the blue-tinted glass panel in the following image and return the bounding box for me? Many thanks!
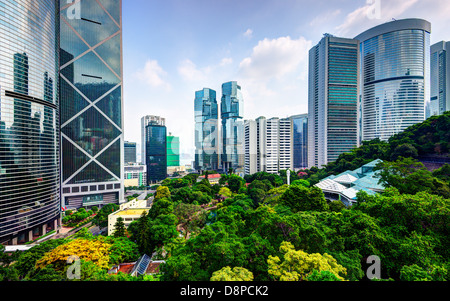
[97,0,121,24]
[94,33,121,76]
[67,161,117,184]
[97,139,121,178]
[60,20,89,66]
[95,85,121,127]
[62,137,89,181]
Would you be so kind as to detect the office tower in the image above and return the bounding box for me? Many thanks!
[141,115,165,164]
[308,35,360,168]
[355,18,431,142]
[60,0,124,209]
[194,88,219,171]
[244,120,258,175]
[290,114,308,170]
[0,0,60,245]
[124,141,137,164]
[244,117,293,175]
[167,135,180,168]
[429,41,450,117]
[221,81,244,173]
[145,120,167,184]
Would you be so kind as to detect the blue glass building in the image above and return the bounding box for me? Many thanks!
[195,88,219,171]
[146,122,167,184]
[221,81,244,173]
[355,18,431,142]
[59,0,124,209]
[308,35,360,168]
[290,114,308,169]
[0,0,60,244]
[428,41,450,117]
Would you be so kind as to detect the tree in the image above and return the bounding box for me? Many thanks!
[113,217,126,238]
[155,186,171,200]
[390,143,419,161]
[280,185,329,212]
[267,241,347,281]
[218,187,233,198]
[211,266,254,281]
[149,198,173,219]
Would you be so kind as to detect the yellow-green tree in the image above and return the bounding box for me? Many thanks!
[155,186,171,200]
[210,266,254,281]
[268,241,347,281]
[35,238,111,270]
[218,187,232,198]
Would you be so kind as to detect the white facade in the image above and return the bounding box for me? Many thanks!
[244,117,293,175]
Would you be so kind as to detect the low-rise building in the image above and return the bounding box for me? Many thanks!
[197,173,221,185]
[315,159,385,207]
[108,199,150,236]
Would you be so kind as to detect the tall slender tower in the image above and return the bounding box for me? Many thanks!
[355,18,431,141]
[429,41,450,117]
[0,0,60,245]
[195,88,219,171]
[308,35,360,168]
[60,0,124,209]
[221,81,244,173]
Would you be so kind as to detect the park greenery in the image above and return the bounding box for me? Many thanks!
[0,113,449,282]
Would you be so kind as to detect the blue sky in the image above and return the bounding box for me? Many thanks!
[122,0,449,164]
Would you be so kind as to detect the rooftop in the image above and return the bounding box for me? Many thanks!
[113,208,149,216]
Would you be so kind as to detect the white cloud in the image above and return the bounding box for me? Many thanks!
[135,59,171,90]
[220,57,233,66]
[178,59,208,82]
[309,9,341,27]
[243,28,253,38]
[238,36,312,81]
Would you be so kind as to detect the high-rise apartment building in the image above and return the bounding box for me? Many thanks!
[429,41,450,117]
[0,0,60,245]
[355,18,431,142]
[124,141,137,164]
[244,117,293,175]
[60,0,124,210]
[308,35,360,168]
[141,115,165,165]
[221,81,244,173]
[290,114,308,170]
[145,118,167,184]
[194,88,219,171]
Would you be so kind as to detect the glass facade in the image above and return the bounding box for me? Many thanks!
[221,82,244,172]
[308,36,359,168]
[146,124,167,183]
[60,0,123,208]
[429,41,449,117]
[124,141,137,164]
[291,114,308,169]
[194,88,218,171]
[167,136,180,167]
[356,19,431,141]
[0,0,60,243]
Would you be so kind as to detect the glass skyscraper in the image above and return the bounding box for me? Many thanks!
[355,18,431,142]
[221,81,244,173]
[429,41,450,117]
[59,0,124,209]
[167,135,180,167]
[124,141,137,164]
[290,114,308,170]
[195,88,219,171]
[146,122,167,184]
[308,35,360,168]
[0,0,60,244]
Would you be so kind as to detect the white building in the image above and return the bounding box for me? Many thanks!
[244,116,293,175]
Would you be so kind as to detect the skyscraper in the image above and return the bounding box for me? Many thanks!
[141,115,165,164]
[244,116,293,175]
[145,120,167,184]
[290,114,308,170]
[308,35,360,168]
[167,135,181,168]
[0,0,60,245]
[60,0,124,209]
[429,41,450,117]
[195,88,219,171]
[221,81,244,173]
[355,18,431,142]
[124,141,137,164]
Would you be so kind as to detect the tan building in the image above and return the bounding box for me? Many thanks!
[108,199,150,236]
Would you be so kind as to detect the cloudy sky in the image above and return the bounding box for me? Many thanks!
[122,0,449,164]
